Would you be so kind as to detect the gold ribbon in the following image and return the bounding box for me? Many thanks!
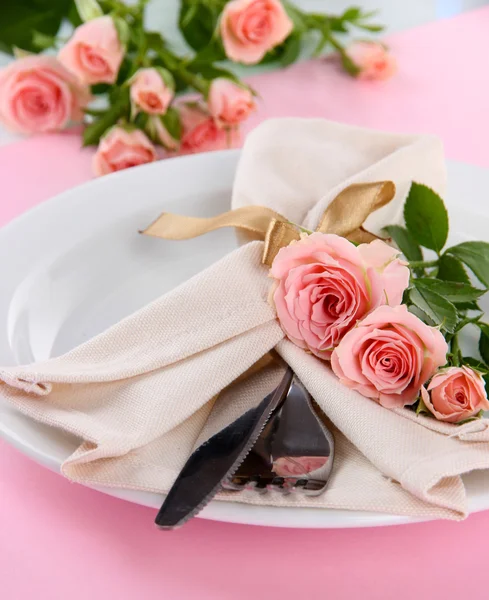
[142,181,396,266]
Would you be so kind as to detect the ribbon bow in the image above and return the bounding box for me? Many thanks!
[142,181,396,265]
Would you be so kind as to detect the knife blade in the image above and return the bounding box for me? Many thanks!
[155,367,294,529]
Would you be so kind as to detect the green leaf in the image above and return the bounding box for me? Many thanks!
[355,23,384,32]
[446,242,489,287]
[342,7,362,21]
[329,18,348,33]
[408,304,436,327]
[285,4,308,32]
[154,67,175,90]
[313,33,330,57]
[161,107,182,141]
[478,323,489,366]
[67,2,83,27]
[463,356,489,374]
[187,63,239,83]
[113,15,130,47]
[90,83,111,95]
[457,410,484,425]
[437,254,470,284]
[0,0,71,54]
[359,10,380,19]
[383,225,423,262]
[280,34,302,67]
[115,56,133,86]
[146,31,166,52]
[74,0,103,22]
[415,396,430,415]
[82,92,129,146]
[437,257,480,311]
[409,287,457,333]
[190,41,227,66]
[457,301,481,312]
[404,182,449,253]
[12,46,32,58]
[413,278,486,304]
[178,0,217,51]
[31,30,56,50]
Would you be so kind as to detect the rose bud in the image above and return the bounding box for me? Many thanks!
[92,126,157,176]
[208,78,256,127]
[421,366,489,423]
[345,41,397,81]
[130,68,174,116]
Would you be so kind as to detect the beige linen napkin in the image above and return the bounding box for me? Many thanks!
[2,118,489,520]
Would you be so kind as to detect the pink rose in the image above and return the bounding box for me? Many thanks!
[345,42,397,81]
[0,55,90,134]
[208,78,256,126]
[92,126,157,176]
[130,68,174,116]
[270,233,410,358]
[59,16,124,85]
[220,0,293,65]
[273,456,328,477]
[331,305,448,408]
[421,366,489,423]
[179,103,239,154]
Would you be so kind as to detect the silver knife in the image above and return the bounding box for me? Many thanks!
[155,367,294,529]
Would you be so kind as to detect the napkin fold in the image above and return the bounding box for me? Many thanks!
[2,118,488,520]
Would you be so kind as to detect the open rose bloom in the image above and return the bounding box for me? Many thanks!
[59,16,124,85]
[331,305,448,408]
[0,56,90,134]
[220,0,293,64]
[270,233,410,358]
[421,367,489,423]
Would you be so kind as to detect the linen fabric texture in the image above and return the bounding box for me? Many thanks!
[2,118,488,520]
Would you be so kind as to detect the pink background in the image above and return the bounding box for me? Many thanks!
[2,7,489,599]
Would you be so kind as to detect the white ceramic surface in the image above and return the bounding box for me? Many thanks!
[1,149,489,528]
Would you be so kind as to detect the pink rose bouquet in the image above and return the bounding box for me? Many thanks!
[269,181,489,424]
[0,0,387,176]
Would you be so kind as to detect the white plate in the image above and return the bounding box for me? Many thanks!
[1,150,489,529]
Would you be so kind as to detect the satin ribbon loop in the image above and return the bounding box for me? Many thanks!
[142,180,396,267]
[317,181,396,237]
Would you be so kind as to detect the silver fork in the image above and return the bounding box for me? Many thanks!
[222,373,334,496]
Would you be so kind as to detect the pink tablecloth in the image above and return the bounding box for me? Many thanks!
[2,7,489,600]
